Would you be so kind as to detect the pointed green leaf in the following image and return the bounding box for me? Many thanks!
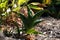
[33,19,42,26]
[27,5,33,18]
[33,10,44,20]
[19,13,27,25]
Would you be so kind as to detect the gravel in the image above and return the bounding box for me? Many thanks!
[35,17,60,40]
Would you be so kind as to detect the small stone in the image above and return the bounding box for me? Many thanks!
[20,31,22,34]
[43,32,46,34]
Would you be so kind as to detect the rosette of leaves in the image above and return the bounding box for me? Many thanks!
[18,5,45,34]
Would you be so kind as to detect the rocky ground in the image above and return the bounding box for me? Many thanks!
[0,16,60,40]
[35,16,60,40]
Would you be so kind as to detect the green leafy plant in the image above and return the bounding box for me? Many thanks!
[11,5,45,39]
[18,5,45,34]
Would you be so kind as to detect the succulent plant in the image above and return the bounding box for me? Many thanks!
[18,5,45,34]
